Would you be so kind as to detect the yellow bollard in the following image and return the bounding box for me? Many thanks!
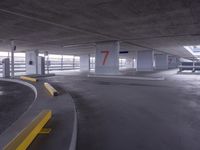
[20,76,38,82]
[44,82,58,96]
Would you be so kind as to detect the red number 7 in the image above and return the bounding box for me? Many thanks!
[101,50,109,65]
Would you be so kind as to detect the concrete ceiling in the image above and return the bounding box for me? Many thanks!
[0,0,200,57]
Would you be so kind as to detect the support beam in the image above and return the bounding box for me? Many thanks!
[38,56,45,75]
[80,54,90,72]
[168,56,179,69]
[2,58,10,78]
[10,40,15,78]
[61,55,63,70]
[95,41,119,75]
[155,53,168,70]
[44,51,49,74]
[25,50,38,75]
[136,50,154,72]
[72,56,75,69]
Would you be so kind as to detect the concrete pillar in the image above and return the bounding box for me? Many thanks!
[155,54,168,70]
[10,40,16,78]
[80,54,90,71]
[44,51,49,74]
[136,50,154,71]
[26,50,38,75]
[61,55,63,70]
[168,56,178,69]
[133,58,137,69]
[37,56,45,75]
[95,41,119,74]
[2,58,10,78]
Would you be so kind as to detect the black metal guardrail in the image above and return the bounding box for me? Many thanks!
[178,62,200,72]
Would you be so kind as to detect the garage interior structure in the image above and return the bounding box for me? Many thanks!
[0,0,200,150]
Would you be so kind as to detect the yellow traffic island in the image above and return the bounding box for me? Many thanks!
[44,82,59,96]
[20,76,38,82]
[3,110,52,150]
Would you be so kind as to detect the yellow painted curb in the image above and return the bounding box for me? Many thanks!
[20,76,38,82]
[44,82,58,96]
[3,110,52,150]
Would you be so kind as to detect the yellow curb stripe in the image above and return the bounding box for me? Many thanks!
[3,110,52,150]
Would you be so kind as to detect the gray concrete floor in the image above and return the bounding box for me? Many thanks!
[0,79,75,150]
[0,81,35,134]
[1,69,200,150]
[27,79,75,150]
[48,69,200,150]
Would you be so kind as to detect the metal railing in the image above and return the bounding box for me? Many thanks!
[0,60,80,76]
[0,54,81,76]
[46,61,80,71]
[0,62,26,73]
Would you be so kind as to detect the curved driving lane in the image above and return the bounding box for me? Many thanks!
[0,81,35,134]
[53,71,200,150]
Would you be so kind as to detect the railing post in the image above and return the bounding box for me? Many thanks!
[73,56,75,69]
[61,55,63,70]
[10,40,15,78]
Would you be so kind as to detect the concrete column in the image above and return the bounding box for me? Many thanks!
[61,55,63,70]
[133,58,137,69]
[136,50,154,71]
[26,50,38,75]
[44,51,49,74]
[37,56,45,75]
[155,53,168,70]
[2,58,10,78]
[10,40,15,78]
[95,41,119,74]
[168,56,178,69]
[72,56,75,69]
[80,54,90,71]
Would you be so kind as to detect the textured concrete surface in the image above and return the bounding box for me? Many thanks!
[0,0,199,56]
[1,69,200,150]
[0,79,76,150]
[48,69,200,150]
[0,81,34,134]
[27,80,75,150]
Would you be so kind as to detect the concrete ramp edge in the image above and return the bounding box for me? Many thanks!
[0,78,37,100]
[69,104,78,150]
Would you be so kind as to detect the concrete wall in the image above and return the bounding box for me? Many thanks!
[155,54,168,70]
[95,41,119,74]
[80,54,90,71]
[136,50,154,71]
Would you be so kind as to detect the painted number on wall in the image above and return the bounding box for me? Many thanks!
[101,50,109,65]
